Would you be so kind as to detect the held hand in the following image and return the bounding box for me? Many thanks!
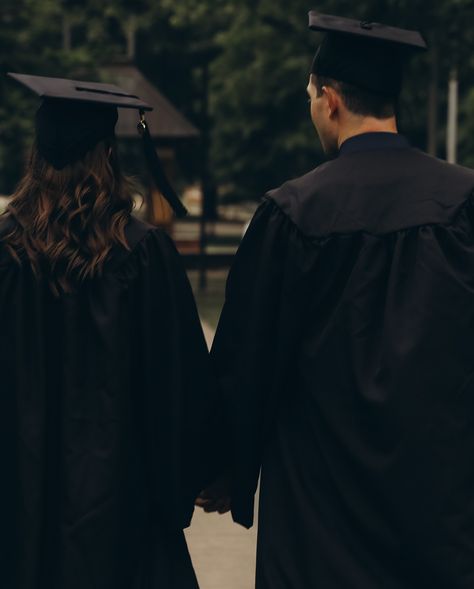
[195,475,232,515]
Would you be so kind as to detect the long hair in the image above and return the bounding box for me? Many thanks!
[1,138,135,295]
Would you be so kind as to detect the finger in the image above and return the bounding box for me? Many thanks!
[216,498,232,514]
[195,497,211,507]
[196,498,218,508]
[197,498,221,512]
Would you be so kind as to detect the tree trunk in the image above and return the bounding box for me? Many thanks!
[126,16,137,61]
[427,31,439,156]
[446,67,459,164]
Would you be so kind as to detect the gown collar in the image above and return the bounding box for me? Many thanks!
[338,132,410,156]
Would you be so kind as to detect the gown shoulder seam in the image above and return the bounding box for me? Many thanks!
[265,187,474,242]
[262,193,316,246]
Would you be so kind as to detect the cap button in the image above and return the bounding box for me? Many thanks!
[360,21,373,30]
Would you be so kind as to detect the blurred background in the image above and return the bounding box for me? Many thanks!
[1,1,473,587]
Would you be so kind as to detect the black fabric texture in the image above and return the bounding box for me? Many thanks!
[35,98,119,169]
[211,136,474,589]
[312,32,405,96]
[0,216,220,589]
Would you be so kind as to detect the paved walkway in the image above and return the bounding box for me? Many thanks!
[185,507,257,589]
[185,321,258,589]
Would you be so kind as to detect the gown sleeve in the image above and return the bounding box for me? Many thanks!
[126,228,222,531]
[211,196,311,527]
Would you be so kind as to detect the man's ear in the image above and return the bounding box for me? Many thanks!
[323,85,340,120]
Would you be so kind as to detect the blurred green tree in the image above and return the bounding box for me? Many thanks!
[0,0,473,200]
[0,0,102,192]
[206,0,474,201]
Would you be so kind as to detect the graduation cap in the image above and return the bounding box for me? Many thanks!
[8,73,188,218]
[308,12,427,96]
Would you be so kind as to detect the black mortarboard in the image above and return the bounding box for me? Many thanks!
[309,13,427,96]
[8,73,187,217]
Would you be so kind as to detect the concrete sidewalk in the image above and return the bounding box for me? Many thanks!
[186,321,257,589]
[185,507,257,589]
[201,321,216,350]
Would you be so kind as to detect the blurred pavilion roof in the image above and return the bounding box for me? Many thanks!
[100,63,200,140]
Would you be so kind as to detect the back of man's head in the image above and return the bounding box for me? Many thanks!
[314,76,397,120]
[307,13,427,154]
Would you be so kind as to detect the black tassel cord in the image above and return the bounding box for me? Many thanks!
[138,113,188,218]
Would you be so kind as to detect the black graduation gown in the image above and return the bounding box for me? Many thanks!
[211,133,474,589]
[0,216,218,589]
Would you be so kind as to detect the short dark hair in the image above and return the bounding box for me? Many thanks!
[314,76,397,120]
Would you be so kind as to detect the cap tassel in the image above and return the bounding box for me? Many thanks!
[137,111,188,218]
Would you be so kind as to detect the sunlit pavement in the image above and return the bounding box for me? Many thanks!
[186,506,257,589]
[188,270,229,332]
[185,317,258,589]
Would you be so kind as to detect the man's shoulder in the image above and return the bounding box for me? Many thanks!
[266,159,336,221]
[267,149,474,238]
[406,149,474,184]
[268,158,336,200]
[269,149,474,209]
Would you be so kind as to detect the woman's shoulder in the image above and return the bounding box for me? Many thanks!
[123,215,150,247]
[124,216,156,250]
[109,216,178,278]
[123,216,174,253]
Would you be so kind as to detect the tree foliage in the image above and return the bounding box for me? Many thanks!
[0,0,473,198]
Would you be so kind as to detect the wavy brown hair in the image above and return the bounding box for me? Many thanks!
[2,138,135,295]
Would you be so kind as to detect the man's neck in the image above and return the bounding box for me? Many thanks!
[337,117,398,149]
